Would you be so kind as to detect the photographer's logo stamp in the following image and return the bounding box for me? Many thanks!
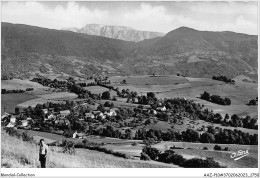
[230,149,249,161]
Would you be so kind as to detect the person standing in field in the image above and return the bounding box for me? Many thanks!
[39,139,48,168]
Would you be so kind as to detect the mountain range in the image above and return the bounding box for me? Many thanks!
[1,22,258,80]
[62,24,165,42]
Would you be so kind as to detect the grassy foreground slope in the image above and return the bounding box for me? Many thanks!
[1,130,176,168]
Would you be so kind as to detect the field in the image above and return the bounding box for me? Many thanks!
[1,79,49,90]
[15,128,258,168]
[108,75,258,118]
[1,93,39,115]
[1,79,78,111]
[104,140,258,168]
[109,75,188,85]
[84,86,117,96]
[1,74,258,168]
[1,130,176,168]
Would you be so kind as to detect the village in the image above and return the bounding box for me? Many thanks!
[1,89,170,140]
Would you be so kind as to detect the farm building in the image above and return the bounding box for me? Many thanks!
[150,109,157,115]
[21,120,29,127]
[92,110,101,115]
[1,112,10,120]
[48,108,54,112]
[104,107,110,111]
[156,106,166,112]
[55,118,70,125]
[104,109,117,116]
[10,116,16,123]
[60,110,70,117]
[42,109,48,114]
[26,117,32,121]
[98,112,106,119]
[6,122,15,128]
[72,132,85,139]
[47,114,55,120]
[85,113,95,119]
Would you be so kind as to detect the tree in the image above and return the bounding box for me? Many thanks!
[201,91,211,101]
[207,126,216,135]
[200,132,215,143]
[147,92,155,99]
[224,98,231,105]
[142,147,161,160]
[101,91,110,100]
[97,104,105,112]
[140,152,151,161]
[15,107,20,115]
[214,145,222,150]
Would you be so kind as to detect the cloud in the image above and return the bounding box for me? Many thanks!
[1,1,258,35]
[122,3,174,32]
[2,2,109,29]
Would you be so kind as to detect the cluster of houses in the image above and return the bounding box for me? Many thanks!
[2,112,31,129]
[1,106,119,130]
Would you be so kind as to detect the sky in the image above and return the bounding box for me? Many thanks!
[1,1,258,35]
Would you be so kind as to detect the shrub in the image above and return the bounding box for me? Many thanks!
[131,142,138,146]
[214,145,222,151]
[224,147,230,151]
[158,150,186,165]
[203,147,208,150]
[142,146,161,160]
[170,145,184,149]
[200,132,215,143]
[140,152,151,161]
[6,128,19,137]
[61,140,75,155]
[21,132,34,143]
[182,157,223,168]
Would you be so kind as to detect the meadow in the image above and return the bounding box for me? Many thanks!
[108,75,257,119]
[84,86,117,96]
[1,130,176,168]
[1,93,39,115]
[109,75,188,85]
[104,140,258,168]
[1,79,48,90]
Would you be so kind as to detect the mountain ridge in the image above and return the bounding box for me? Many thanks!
[61,24,165,42]
[1,22,258,79]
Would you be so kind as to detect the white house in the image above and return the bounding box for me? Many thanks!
[6,122,15,128]
[21,120,29,127]
[60,110,70,117]
[98,112,106,119]
[26,117,32,121]
[150,109,157,115]
[85,113,95,119]
[156,106,166,112]
[104,109,117,117]
[10,116,16,123]
[1,112,10,120]
[42,109,48,114]
[47,114,55,120]
[92,110,101,115]
[72,131,84,139]
[72,131,78,138]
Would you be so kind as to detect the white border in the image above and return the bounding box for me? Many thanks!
[0,0,259,178]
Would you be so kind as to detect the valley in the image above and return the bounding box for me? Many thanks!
[1,22,258,169]
[1,74,258,168]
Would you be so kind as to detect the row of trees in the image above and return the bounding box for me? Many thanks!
[141,147,223,168]
[248,97,258,106]
[31,77,98,100]
[2,88,33,94]
[212,75,235,84]
[201,91,231,105]
[134,127,258,145]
